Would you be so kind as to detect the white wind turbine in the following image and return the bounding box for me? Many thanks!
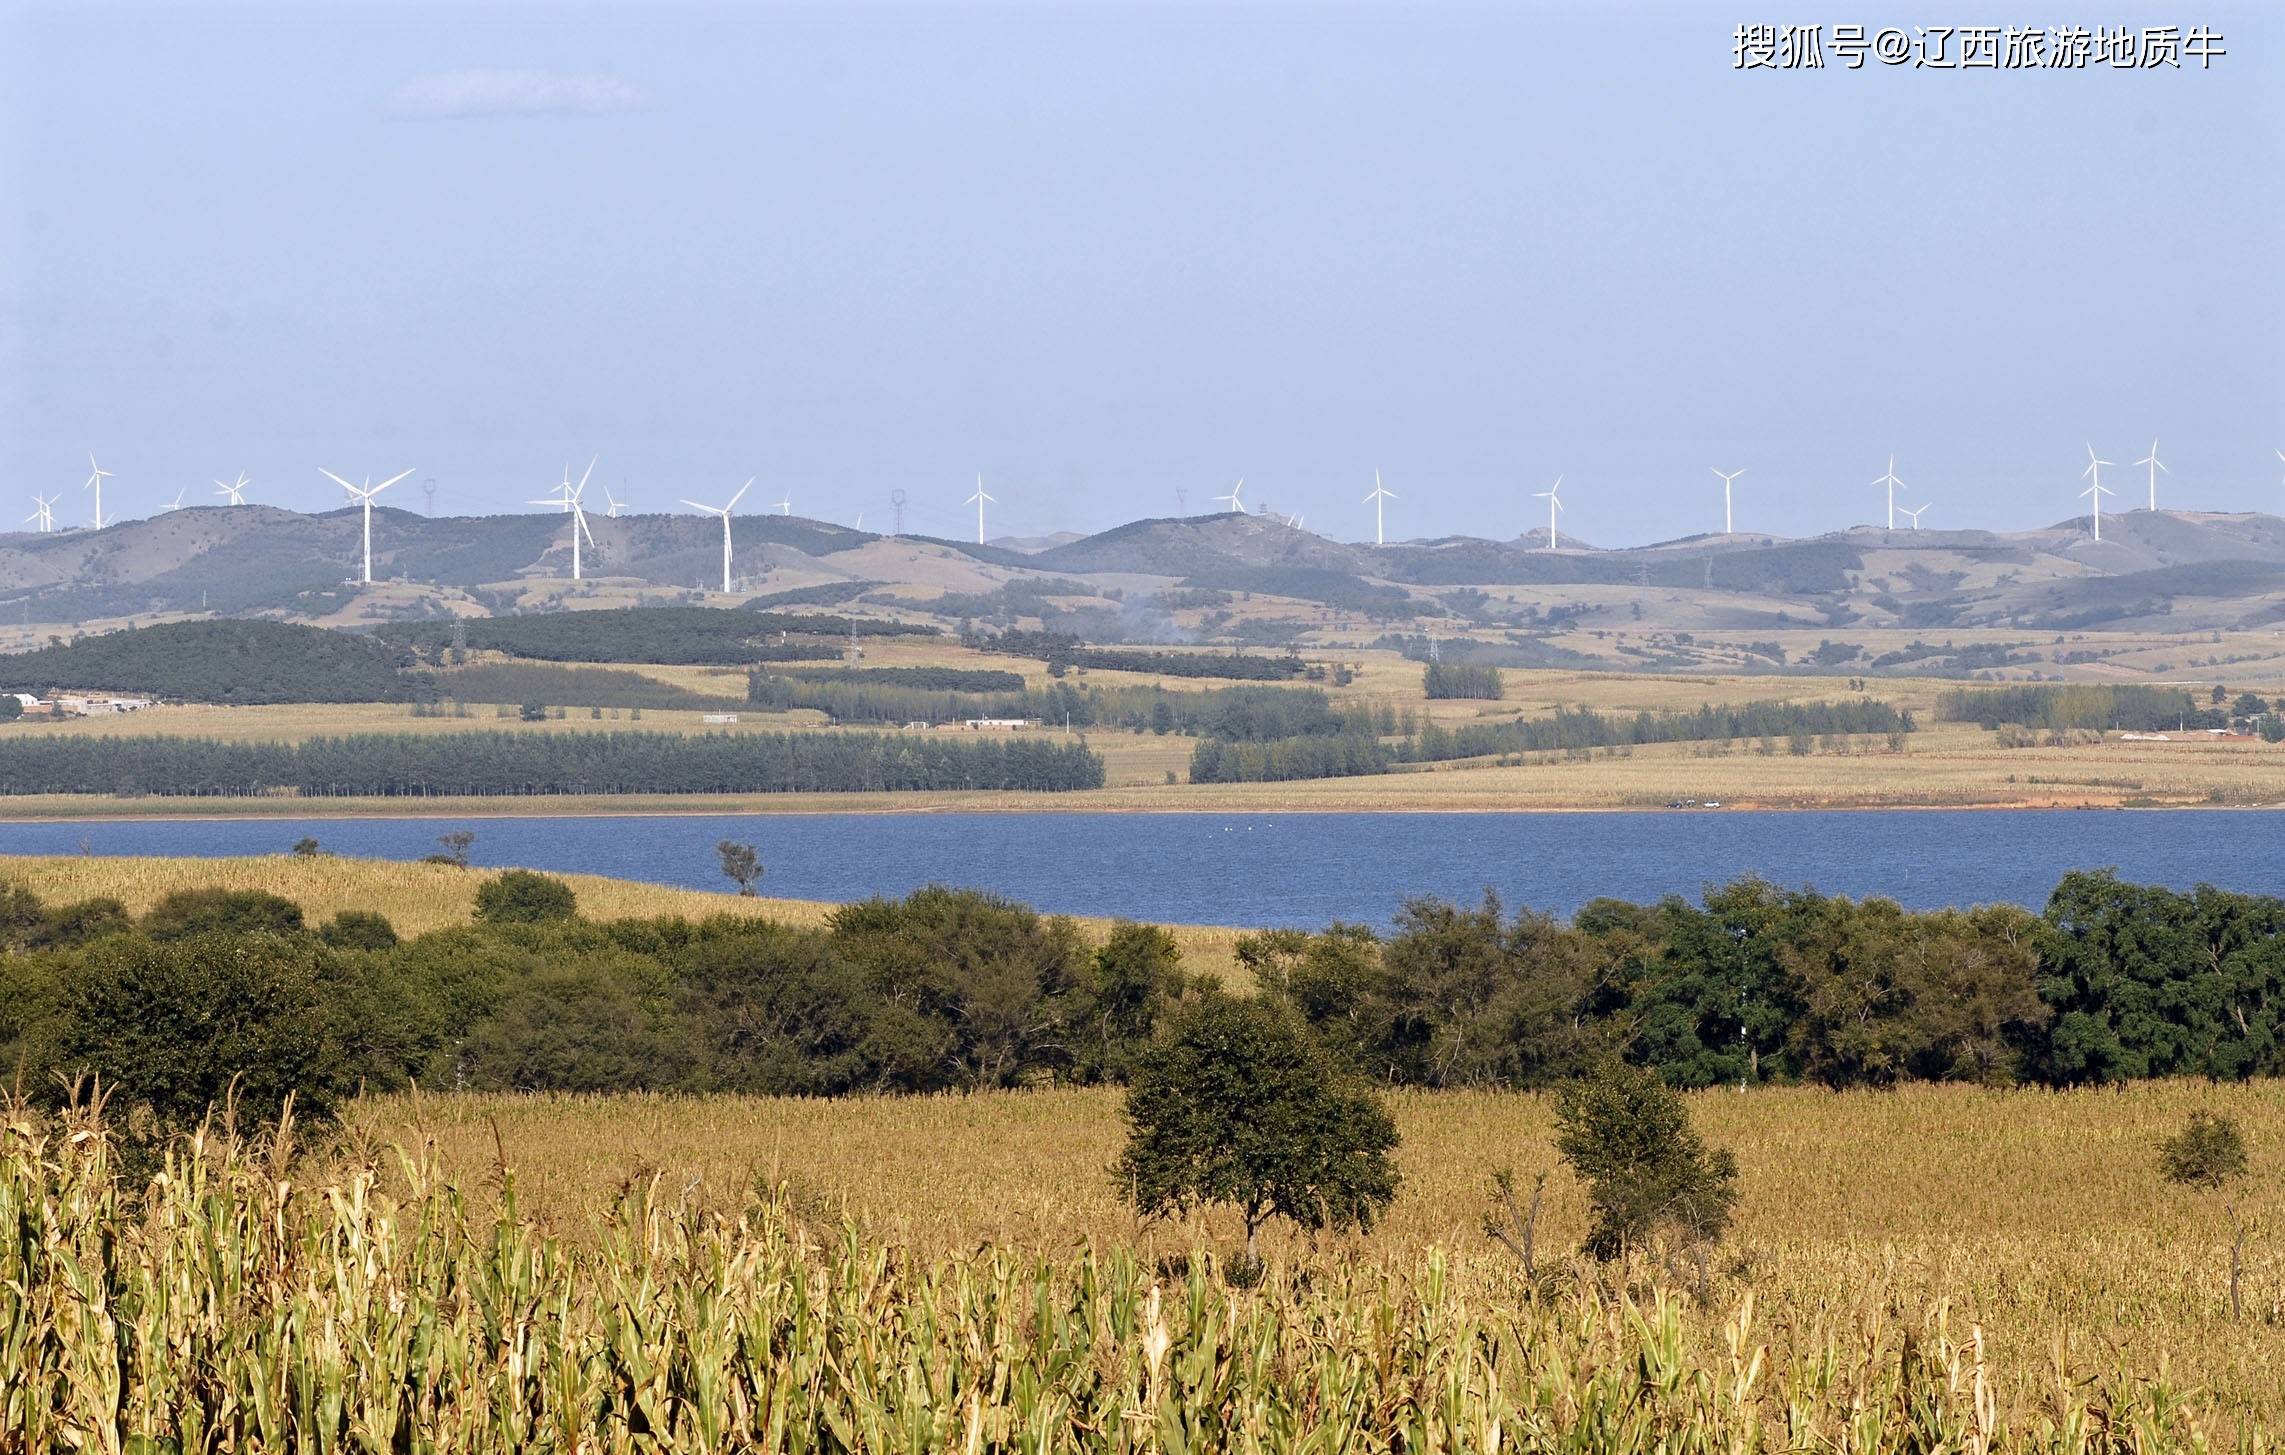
[772,491,793,517]
[83,453,113,529]
[320,467,414,584]
[1214,477,1245,513]
[1872,455,1905,530]
[1363,471,1396,545]
[27,493,57,533]
[214,472,250,505]
[1533,475,1563,550]
[1900,503,1929,529]
[2133,438,2167,511]
[680,478,752,594]
[162,488,185,513]
[1710,467,1745,534]
[603,488,625,518]
[2080,444,2116,541]
[530,458,600,581]
[965,474,994,545]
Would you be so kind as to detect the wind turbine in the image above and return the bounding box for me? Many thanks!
[2080,445,2115,541]
[214,472,250,505]
[1214,478,1245,513]
[965,474,994,545]
[1900,503,1929,529]
[603,488,625,518]
[1872,456,1905,530]
[1363,471,1397,546]
[1533,475,1563,551]
[320,467,414,584]
[530,458,599,580]
[2133,438,2167,511]
[772,491,792,517]
[1710,468,1745,534]
[83,454,112,529]
[162,488,185,513]
[680,479,752,594]
[26,493,56,533]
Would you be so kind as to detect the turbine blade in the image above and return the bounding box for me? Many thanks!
[319,469,357,492]
[373,469,414,492]
[727,479,753,509]
[679,500,714,513]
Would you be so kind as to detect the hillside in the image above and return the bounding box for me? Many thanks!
[10,503,2285,680]
[0,619,422,704]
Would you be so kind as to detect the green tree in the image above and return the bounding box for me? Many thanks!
[57,933,347,1130]
[436,831,477,868]
[1117,994,1400,1263]
[2159,1110,2252,1320]
[474,870,578,925]
[716,840,764,896]
[518,700,548,722]
[1076,920,1184,1080]
[1554,1059,1738,1264]
[291,836,323,857]
[319,910,401,951]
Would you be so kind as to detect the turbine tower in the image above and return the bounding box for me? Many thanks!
[2080,445,2115,541]
[965,474,994,545]
[1872,456,1905,530]
[1533,475,1563,551]
[83,454,113,529]
[214,472,250,505]
[679,479,752,594]
[27,493,57,532]
[1900,503,1929,530]
[1363,471,1396,546]
[1710,468,1744,534]
[2133,438,2167,511]
[529,458,599,580]
[1214,478,1245,513]
[319,467,414,584]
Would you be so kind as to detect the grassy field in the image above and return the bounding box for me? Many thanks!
[335,1080,2285,1427]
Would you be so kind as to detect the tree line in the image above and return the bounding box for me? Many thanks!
[378,607,933,666]
[975,630,1313,681]
[750,672,1355,739]
[0,729,1106,797]
[1936,684,2211,732]
[5,867,2280,1149]
[0,620,423,704]
[1423,663,1503,699]
[1189,698,1915,783]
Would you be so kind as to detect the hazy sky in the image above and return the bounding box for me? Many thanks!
[4,1,2280,546]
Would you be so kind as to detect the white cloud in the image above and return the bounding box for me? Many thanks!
[388,69,647,120]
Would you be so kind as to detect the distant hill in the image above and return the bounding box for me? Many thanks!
[8,502,2285,674]
[0,619,422,703]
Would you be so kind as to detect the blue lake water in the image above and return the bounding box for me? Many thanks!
[2,810,2280,927]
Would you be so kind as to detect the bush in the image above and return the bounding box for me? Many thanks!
[319,910,401,951]
[473,870,578,925]
[31,897,132,949]
[2159,1110,2248,1191]
[142,888,306,942]
[57,932,346,1130]
[1117,994,1400,1262]
[1554,1059,1738,1263]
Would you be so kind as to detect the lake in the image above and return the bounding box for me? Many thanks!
[2,809,2279,926]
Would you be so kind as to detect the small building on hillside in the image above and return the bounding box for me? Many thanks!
[943,718,1034,732]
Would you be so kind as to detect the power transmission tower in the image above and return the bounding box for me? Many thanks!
[423,478,437,517]
[890,489,906,536]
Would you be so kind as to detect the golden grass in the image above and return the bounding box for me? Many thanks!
[347,1080,2285,1425]
[0,852,1252,986]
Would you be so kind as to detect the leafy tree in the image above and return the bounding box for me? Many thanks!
[319,910,401,951]
[474,870,578,925]
[0,879,47,950]
[57,932,347,1130]
[1117,994,1399,1263]
[518,700,549,722]
[1074,921,1184,1080]
[0,695,20,721]
[142,888,306,942]
[291,836,323,857]
[30,897,132,949]
[1554,1059,1738,1264]
[460,955,688,1092]
[716,840,764,896]
[437,831,476,867]
[673,922,880,1094]
[2160,1110,2252,1320]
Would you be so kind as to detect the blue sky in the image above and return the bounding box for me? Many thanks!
[3,1,2279,545]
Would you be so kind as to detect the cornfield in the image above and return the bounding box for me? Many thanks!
[1,1103,2268,1453]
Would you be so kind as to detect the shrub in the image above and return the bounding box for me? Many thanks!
[473,870,578,925]
[319,910,401,952]
[1117,994,1400,1263]
[1554,1059,1738,1264]
[142,888,306,942]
